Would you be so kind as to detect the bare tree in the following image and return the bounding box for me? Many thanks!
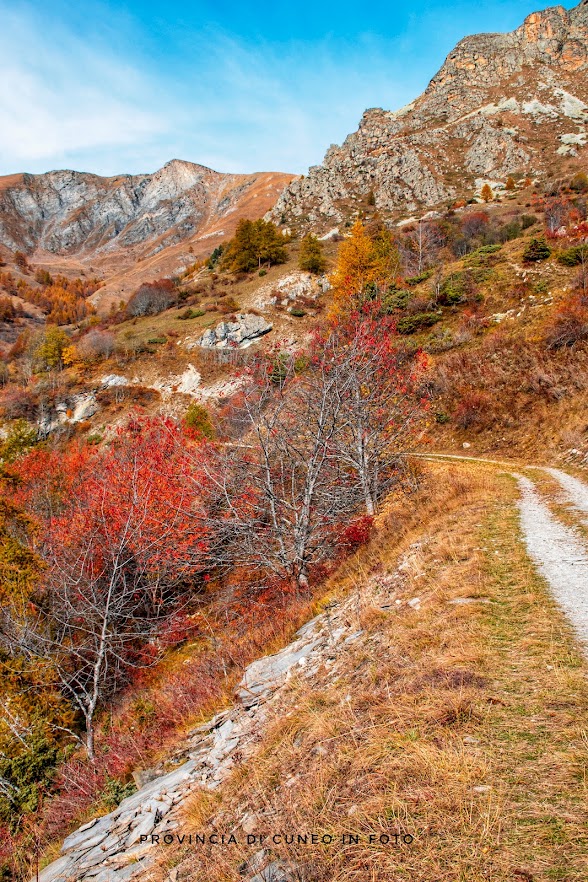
[544,197,572,235]
[401,220,445,275]
[203,316,427,589]
[321,320,427,516]
[290,314,428,518]
[126,280,175,317]
[203,355,351,594]
[76,329,115,362]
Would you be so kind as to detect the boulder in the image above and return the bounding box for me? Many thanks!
[55,393,98,423]
[101,374,129,387]
[196,314,272,349]
[70,393,98,422]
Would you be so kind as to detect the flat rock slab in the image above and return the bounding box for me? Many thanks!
[237,637,323,708]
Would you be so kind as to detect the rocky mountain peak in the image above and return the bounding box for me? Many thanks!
[156,158,219,190]
[0,162,294,306]
[269,0,588,228]
[425,3,587,116]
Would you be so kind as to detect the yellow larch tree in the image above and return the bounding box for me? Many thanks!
[329,220,400,316]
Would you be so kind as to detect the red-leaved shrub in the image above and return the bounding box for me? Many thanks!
[453,390,493,430]
[339,515,375,552]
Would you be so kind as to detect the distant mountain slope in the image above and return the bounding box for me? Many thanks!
[0,161,293,307]
[0,160,292,255]
[270,1,588,227]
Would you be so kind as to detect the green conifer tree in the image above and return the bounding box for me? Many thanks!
[298,234,327,274]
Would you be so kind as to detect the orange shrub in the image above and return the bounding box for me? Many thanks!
[545,296,588,349]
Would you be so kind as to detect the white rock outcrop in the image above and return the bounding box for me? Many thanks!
[254,272,330,309]
[194,314,272,349]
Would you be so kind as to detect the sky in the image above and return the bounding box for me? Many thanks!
[0,0,578,177]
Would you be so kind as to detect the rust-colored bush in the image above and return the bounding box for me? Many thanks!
[545,297,588,349]
[453,390,493,430]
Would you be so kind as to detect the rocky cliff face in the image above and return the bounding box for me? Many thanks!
[0,162,293,307]
[0,160,291,255]
[270,1,588,227]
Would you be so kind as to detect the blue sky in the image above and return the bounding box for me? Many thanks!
[0,0,577,177]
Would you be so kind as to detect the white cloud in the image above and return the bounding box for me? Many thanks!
[0,7,165,173]
[0,6,426,177]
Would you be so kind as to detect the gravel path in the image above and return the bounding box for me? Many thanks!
[515,474,588,650]
[544,467,588,521]
[413,454,588,650]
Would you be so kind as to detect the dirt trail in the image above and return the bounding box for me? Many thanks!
[515,474,588,648]
[415,453,588,651]
[544,467,588,521]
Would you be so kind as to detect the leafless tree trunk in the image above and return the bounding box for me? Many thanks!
[203,322,426,587]
[202,354,350,593]
[401,220,444,275]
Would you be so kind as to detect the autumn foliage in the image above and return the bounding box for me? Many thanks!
[221,219,288,273]
[545,294,588,349]
[0,271,99,324]
[480,183,493,203]
[329,220,401,315]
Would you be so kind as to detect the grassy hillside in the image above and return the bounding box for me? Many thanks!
[4,179,588,460]
[148,460,588,882]
[2,177,588,881]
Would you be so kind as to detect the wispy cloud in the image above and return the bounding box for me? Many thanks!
[154,29,427,175]
[0,1,432,177]
[1,0,489,177]
[0,6,166,174]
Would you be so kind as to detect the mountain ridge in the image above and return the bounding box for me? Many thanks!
[270,1,588,228]
[0,162,293,251]
[0,161,294,308]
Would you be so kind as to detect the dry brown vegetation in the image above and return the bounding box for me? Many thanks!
[145,462,588,882]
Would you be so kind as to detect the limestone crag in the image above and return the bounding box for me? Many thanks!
[253,272,330,310]
[37,393,99,437]
[35,550,417,882]
[270,1,588,227]
[195,313,273,348]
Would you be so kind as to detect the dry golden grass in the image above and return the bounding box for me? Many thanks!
[148,463,588,882]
